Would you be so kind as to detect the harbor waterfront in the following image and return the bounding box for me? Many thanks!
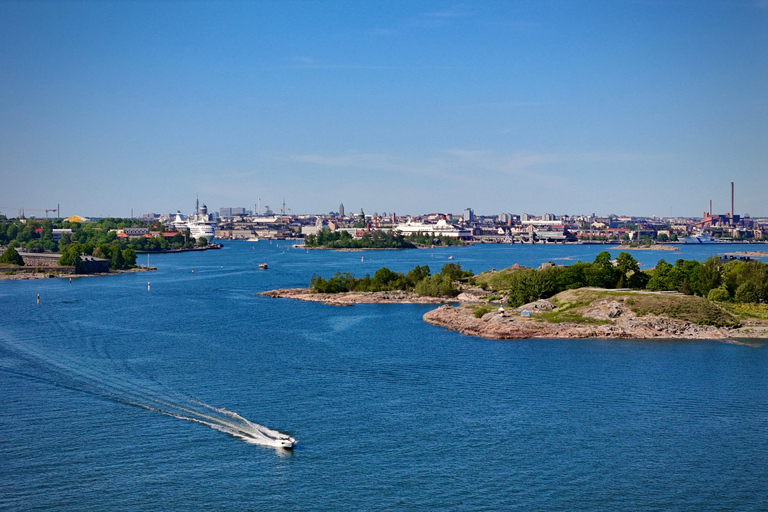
[2,242,767,510]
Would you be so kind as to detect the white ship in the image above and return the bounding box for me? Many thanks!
[395,218,471,239]
[172,199,216,243]
[680,231,725,244]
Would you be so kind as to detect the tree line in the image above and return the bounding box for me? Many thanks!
[304,228,463,249]
[497,251,768,307]
[310,263,473,297]
[0,216,209,271]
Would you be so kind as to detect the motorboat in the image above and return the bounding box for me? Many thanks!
[275,434,297,449]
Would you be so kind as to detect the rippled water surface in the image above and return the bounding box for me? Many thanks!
[1,242,767,510]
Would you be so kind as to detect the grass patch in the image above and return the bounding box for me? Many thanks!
[467,304,498,318]
[721,303,768,321]
[549,287,740,328]
[540,309,611,325]
[626,295,738,327]
[473,267,527,292]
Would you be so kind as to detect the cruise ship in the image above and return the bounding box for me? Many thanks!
[172,200,216,243]
[395,218,471,239]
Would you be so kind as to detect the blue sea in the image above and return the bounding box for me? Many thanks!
[1,242,767,510]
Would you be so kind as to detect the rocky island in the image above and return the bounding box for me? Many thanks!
[261,255,768,341]
[423,288,768,340]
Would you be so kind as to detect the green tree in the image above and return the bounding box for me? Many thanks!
[727,260,768,303]
[647,259,676,291]
[59,244,83,272]
[695,256,723,297]
[673,259,701,295]
[615,252,643,288]
[505,268,558,307]
[122,248,137,267]
[707,287,730,302]
[110,248,126,269]
[0,246,24,265]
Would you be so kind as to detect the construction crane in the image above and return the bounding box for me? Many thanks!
[0,205,60,219]
[280,199,291,219]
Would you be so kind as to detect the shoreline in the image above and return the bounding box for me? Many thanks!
[0,266,156,281]
[258,288,453,304]
[422,304,768,341]
[609,244,680,251]
[722,251,768,257]
[260,287,768,340]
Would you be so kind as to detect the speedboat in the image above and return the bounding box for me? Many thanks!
[275,434,297,449]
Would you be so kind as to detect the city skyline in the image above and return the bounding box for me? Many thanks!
[1,1,766,217]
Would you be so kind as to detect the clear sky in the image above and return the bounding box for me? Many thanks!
[1,0,766,218]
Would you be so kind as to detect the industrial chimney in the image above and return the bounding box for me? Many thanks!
[730,182,734,221]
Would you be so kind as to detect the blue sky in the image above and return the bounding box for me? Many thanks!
[1,0,766,218]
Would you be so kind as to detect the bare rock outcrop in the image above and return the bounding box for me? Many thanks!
[259,288,451,305]
[423,304,734,341]
[515,299,557,313]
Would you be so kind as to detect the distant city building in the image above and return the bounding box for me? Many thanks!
[463,208,474,222]
[520,213,529,222]
[543,213,555,221]
[51,228,73,241]
[220,207,247,218]
[122,227,150,238]
[339,203,345,217]
[498,213,512,223]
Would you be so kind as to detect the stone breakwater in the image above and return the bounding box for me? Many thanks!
[423,301,768,340]
[259,288,451,305]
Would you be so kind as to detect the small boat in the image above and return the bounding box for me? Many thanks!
[246,236,260,242]
[274,434,297,449]
[259,263,268,270]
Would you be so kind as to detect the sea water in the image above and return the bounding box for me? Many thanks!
[1,242,767,510]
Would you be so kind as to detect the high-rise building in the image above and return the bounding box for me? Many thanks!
[220,207,246,218]
[339,203,345,217]
[463,208,474,222]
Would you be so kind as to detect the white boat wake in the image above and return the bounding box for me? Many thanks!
[0,338,297,450]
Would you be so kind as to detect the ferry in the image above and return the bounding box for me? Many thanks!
[680,231,726,244]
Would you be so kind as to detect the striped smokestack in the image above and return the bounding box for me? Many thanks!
[731,182,734,219]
